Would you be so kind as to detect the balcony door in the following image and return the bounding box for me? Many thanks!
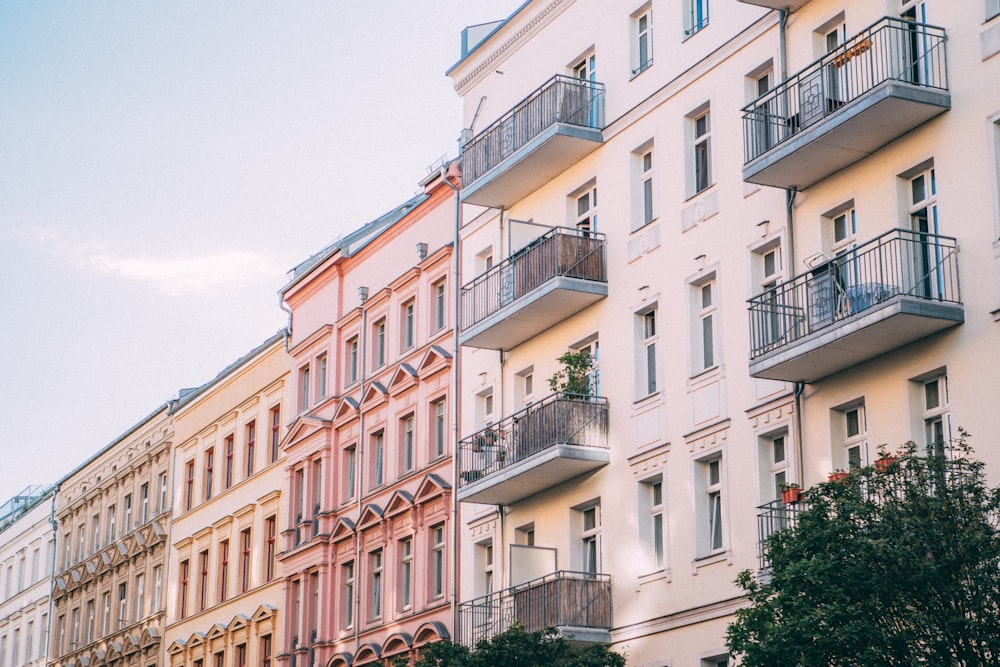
[908,168,942,299]
[900,1,929,85]
[570,54,598,126]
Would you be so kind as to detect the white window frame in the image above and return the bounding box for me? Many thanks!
[370,549,383,619]
[922,374,950,454]
[695,453,726,557]
[399,537,413,611]
[988,0,1000,21]
[636,307,658,398]
[573,184,598,233]
[687,106,712,196]
[632,6,653,75]
[759,431,791,503]
[579,503,601,575]
[684,0,710,37]
[638,475,666,571]
[691,276,718,374]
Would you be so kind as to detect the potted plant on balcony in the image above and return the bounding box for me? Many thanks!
[874,445,899,473]
[472,428,499,452]
[780,482,803,504]
[828,470,849,483]
[547,350,594,397]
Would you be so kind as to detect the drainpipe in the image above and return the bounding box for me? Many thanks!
[439,165,463,638]
[45,484,60,665]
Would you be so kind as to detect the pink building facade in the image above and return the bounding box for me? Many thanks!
[277,166,459,667]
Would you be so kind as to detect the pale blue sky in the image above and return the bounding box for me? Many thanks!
[0,1,523,502]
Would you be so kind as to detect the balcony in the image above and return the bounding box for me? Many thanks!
[742,17,949,189]
[460,227,607,350]
[458,393,609,505]
[457,571,612,647]
[738,0,811,11]
[461,74,605,208]
[748,229,962,383]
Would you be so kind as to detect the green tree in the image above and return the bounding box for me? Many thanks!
[727,433,1000,666]
[392,623,626,667]
[547,351,594,396]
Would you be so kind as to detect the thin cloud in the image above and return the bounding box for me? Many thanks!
[24,226,284,296]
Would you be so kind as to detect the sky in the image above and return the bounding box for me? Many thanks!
[0,1,525,503]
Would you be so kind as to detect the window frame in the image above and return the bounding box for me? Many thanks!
[632,5,653,76]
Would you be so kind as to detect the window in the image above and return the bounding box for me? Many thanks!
[270,405,281,463]
[574,184,598,233]
[179,559,189,619]
[204,449,215,501]
[399,537,413,610]
[692,277,718,373]
[107,505,116,543]
[690,108,712,194]
[316,354,328,401]
[25,621,33,662]
[476,540,495,597]
[85,598,95,642]
[684,0,709,36]
[236,644,247,667]
[140,482,149,523]
[580,504,601,574]
[225,434,235,489]
[184,461,195,511]
[431,523,446,598]
[245,420,256,478]
[342,561,355,628]
[153,565,162,612]
[57,616,65,655]
[198,549,209,611]
[402,299,415,350]
[632,6,653,75]
[265,516,277,582]
[299,365,311,411]
[159,472,168,513]
[631,145,655,231]
[124,494,132,532]
[637,308,658,397]
[219,539,230,602]
[833,403,868,469]
[401,414,415,474]
[907,166,944,299]
[639,477,665,570]
[214,651,225,667]
[92,514,101,553]
[117,582,127,628]
[922,374,950,454]
[344,445,357,500]
[373,318,387,369]
[989,0,1000,20]
[370,549,383,618]
[702,655,731,667]
[371,430,385,488]
[697,455,725,555]
[432,398,447,457]
[346,336,359,384]
[752,240,784,347]
[240,528,252,592]
[133,572,145,621]
[433,280,447,331]
[261,635,272,667]
[101,591,111,635]
[312,457,323,531]
[517,368,535,405]
[832,207,857,248]
[759,432,791,503]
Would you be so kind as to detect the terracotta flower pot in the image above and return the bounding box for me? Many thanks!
[828,471,849,482]
[874,455,898,473]
[781,487,803,504]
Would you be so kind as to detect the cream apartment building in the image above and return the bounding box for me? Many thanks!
[164,331,289,667]
[50,406,173,667]
[0,485,56,667]
[448,0,1000,664]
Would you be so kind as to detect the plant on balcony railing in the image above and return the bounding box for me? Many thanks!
[456,571,613,648]
[747,228,960,359]
[547,350,595,396]
[742,16,948,164]
[462,74,606,184]
[458,392,608,487]
[460,226,607,331]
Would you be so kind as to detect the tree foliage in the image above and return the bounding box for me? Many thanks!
[392,623,626,667]
[727,433,1000,666]
[547,351,594,396]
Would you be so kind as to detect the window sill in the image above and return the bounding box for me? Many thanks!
[633,391,660,407]
[684,182,717,203]
[629,61,654,81]
[638,568,671,586]
[682,22,709,43]
[691,549,731,573]
[629,217,659,236]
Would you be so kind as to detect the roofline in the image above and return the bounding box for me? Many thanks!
[445,0,532,75]
[169,329,288,414]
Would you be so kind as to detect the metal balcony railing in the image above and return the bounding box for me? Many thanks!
[458,393,608,488]
[460,227,607,332]
[756,498,809,570]
[461,74,606,185]
[742,17,948,164]
[748,229,960,359]
[456,571,612,647]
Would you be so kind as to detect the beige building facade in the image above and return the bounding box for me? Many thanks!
[449,0,1000,664]
[164,331,289,667]
[50,407,173,667]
